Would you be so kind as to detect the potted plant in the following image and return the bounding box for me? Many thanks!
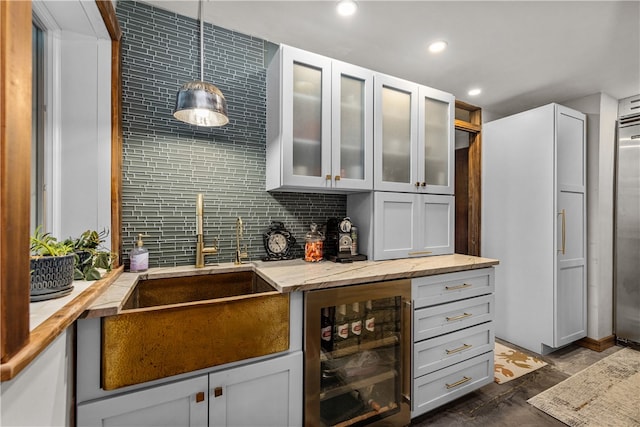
[64,229,116,281]
[30,226,75,301]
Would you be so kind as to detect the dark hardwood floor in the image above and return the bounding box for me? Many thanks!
[410,339,622,426]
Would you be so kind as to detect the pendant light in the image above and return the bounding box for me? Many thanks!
[173,0,229,127]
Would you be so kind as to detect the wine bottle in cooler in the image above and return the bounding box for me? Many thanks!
[361,300,376,343]
[350,302,363,344]
[334,304,349,350]
[321,307,334,352]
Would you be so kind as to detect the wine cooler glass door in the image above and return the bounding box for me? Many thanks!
[305,280,411,427]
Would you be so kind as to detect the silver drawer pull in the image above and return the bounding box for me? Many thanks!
[446,312,472,322]
[445,283,472,291]
[446,376,472,389]
[445,343,473,355]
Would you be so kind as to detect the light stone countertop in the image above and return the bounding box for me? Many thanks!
[84,254,498,318]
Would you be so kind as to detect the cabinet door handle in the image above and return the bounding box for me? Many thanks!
[325,174,332,181]
[196,391,205,403]
[445,343,473,354]
[334,175,341,181]
[415,182,421,187]
[558,209,566,255]
[446,312,472,322]
[213,386,223,398]
[421,182,426,186]
[408,250,433,256]
[446,376,472,389]
[445,283,472,291]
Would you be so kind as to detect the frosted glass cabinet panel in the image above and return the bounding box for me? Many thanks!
[381,87,413,183]
[292,63,324,178]
[419,87,455,194]
[267,45,373,192]
[339,76,365,180]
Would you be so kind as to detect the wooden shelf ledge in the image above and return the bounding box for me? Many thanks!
[0,266,123,381]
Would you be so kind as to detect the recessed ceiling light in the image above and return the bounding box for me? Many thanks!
[337,0,358,17]
[468,88,482,96]
[428,40,448,53]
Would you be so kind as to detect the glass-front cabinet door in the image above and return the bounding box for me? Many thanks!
[331,61,373,191]
[282,48,331,187]
[270,46,332,190]
[418,86,455,195]
[374,74,419,193]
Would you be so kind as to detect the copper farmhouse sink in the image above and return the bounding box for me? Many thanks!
[102,271,290,390]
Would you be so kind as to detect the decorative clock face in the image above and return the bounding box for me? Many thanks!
[263,221,296,261]
[268,233,288,254]
[339,218,352,233]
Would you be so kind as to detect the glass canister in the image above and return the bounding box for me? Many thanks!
[305,223,324,262]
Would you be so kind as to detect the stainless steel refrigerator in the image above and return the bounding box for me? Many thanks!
[615,95,640,345]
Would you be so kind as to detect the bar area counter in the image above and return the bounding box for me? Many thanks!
[85,254,498,318]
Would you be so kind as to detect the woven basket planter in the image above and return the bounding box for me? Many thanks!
[30,253,75,302]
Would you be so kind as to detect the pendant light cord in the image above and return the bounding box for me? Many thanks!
[199,0,204,82]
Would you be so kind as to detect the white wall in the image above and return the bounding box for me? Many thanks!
[563,92,618,341]
[0,331,74,427]
[59,32,112,244]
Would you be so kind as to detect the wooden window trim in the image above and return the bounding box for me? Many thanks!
[0,0,122,375]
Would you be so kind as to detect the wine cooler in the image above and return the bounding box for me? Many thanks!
[304,280,411,427]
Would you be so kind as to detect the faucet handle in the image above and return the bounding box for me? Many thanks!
[211,237,219,250]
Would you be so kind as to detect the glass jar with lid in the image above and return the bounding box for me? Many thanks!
[305,223,324,262]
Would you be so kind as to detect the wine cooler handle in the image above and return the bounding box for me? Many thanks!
[402,298,412,405]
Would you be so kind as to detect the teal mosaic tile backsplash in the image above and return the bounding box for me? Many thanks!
[117,1,346,267]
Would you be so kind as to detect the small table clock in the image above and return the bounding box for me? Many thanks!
[262,221,296,261]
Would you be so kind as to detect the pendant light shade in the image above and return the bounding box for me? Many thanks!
[173,0,228,127]
[174,81,228,127]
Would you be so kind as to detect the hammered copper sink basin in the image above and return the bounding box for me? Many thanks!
[102,271,290,390]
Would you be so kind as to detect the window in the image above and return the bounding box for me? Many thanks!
[31,20,45,233]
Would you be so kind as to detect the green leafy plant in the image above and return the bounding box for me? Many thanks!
[30,226,73,257]
[64,229,117,281]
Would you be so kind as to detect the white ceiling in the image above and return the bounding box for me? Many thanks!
[141,0,640,118]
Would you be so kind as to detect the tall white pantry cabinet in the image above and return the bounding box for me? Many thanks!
[482,103,587,355]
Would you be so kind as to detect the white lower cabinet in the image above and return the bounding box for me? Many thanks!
[77,376,209,427]
[209,351,303,427]
[347,191,454,260]
[411,268,495,419]
[77,352,303,427]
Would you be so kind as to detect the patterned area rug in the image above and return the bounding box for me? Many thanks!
[528,347,640,426]
[494,342,548,384]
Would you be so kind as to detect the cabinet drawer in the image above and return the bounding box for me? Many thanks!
[414,294,494,341]
[412,352,494,417]
[414,322,494,378]
[413,268,494,308]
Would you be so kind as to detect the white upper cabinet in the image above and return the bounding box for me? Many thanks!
[418,86,455,194]
[331,61,374,191]
[374,74,419,193]
[374,74,454,194]
[266,45,373,192]
[267,44,453,195]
